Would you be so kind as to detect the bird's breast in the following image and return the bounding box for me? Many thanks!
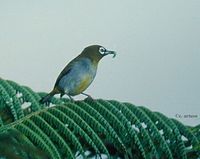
[58,58,97,96]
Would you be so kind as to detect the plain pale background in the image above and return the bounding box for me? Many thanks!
[0,1,199,126]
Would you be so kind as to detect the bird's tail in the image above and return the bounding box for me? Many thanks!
[39,89,57,104]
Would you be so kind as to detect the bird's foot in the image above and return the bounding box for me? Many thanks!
[60,93,64,98]
[81,93,93,101]
[68,95,75,103]
[59,93,74,103]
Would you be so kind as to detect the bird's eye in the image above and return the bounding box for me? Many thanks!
[99,47,106,55]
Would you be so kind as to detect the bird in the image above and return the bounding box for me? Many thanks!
[40,45,116,104]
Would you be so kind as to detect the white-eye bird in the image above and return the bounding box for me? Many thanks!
[40,45,116,103]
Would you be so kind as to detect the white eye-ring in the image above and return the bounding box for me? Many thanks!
[99,47,106,55]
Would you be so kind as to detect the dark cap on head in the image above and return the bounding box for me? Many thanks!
[80,45,116,63]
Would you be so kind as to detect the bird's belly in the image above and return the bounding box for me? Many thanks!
[70,75,93,95]
[58,65,96,96]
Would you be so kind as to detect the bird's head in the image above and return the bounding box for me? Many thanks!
[80,45,116,63]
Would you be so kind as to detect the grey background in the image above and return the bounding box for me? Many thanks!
[0,1,199,126]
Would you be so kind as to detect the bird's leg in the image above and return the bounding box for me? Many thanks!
[60,93,64,98]
[67,95,74,102]
[60,92,74,102]
[81,92,93,100]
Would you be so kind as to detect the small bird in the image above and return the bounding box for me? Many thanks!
[40,45,116,103]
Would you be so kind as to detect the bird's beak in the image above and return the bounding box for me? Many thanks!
[104,50,117,58]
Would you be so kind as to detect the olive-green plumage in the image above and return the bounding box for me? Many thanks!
[40,45,116,103]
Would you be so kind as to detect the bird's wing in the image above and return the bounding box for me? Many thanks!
[54,62,73,87]
[55,66,72,86]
